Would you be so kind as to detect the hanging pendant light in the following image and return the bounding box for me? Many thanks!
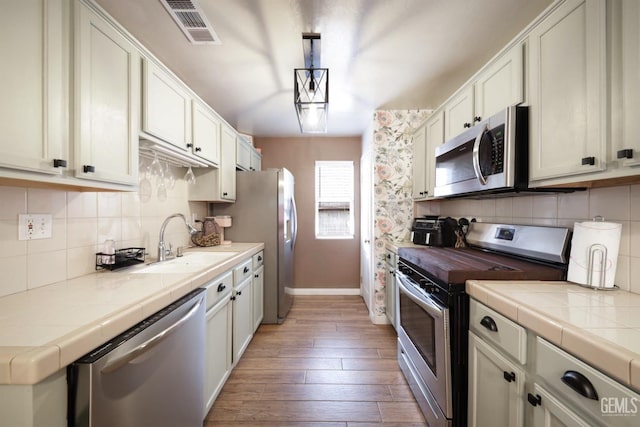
[294,33,329,133]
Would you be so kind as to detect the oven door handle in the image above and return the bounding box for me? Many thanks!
[472,124,489,186]
[397,274,444,319]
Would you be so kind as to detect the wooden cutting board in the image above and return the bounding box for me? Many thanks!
[397,247,566,284]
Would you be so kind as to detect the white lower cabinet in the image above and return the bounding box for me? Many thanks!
[529,382,593,427]
[384,250,396,329]
[470,299,640,427]
[468,331,525,427]
[204,293,232,415]
[252,265,264,332]
[232,277,253,363]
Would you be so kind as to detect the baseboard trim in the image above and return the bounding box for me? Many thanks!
[289,288,361,296]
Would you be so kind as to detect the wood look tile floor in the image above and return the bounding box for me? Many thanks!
[204,295,427,427]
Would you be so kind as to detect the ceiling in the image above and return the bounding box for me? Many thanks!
[95,0,554,138]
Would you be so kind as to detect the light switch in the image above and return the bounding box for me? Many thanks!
[18,214,53,240]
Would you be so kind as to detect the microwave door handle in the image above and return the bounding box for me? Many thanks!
[472,125,488,185]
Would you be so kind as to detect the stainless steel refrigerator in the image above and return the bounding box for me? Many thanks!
[213,168,297,324]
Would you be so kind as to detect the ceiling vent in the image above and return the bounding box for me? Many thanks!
[159,0,221,45]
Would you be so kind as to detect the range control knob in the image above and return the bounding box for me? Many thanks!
[425,284,437,294]
[419,279,429,289]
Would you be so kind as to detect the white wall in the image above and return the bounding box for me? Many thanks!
[0,165,208,297]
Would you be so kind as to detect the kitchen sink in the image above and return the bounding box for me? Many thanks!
[132,251,239,274]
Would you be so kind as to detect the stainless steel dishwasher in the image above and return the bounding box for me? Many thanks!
[67,288,205,427]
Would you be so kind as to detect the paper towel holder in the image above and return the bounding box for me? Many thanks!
[579,243,617,291]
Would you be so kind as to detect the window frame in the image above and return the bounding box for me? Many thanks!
[314,160,355,240]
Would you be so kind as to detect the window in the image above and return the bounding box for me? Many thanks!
[315,161,354,239]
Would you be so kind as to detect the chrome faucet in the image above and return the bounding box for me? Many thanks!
[157,213,199,262]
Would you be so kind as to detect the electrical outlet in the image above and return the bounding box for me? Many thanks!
[18,214,53,240]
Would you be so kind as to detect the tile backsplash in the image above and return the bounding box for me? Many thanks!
[415,184,640,294]
[0,166,207,297]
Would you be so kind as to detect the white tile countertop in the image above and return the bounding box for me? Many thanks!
[467,280,640,393]
[0,243,263,385]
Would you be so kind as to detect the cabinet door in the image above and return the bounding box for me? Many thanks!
[75,2,139,185]
[250,148,262,172]
[411,125,428,200]
[252,265,264,332]
[236,138,251,171]
[220,125,237,201]
[611,0,640,167]
[142,59,192,150]
[528,0,606,181]
[192,99,220,166]
[232,277,253,362]
[204,296,232,415]
[424,110,444,199]
[529,383,595,427]
[0,0,66,175]
[475,43,524,121]
[468,332,525,427]
[444,86,474,141]
[385,265,395,329]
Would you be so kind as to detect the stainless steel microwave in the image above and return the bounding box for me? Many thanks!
[434,105,528,198]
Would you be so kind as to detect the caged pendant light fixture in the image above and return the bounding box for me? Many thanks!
[294,33,329,133]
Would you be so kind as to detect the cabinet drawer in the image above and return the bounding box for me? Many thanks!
[469,299,527,364]
[252,251,264,269]
[536,337,640,426]
[385,250,396,268]
[233,259,252,285]
[203,271,232,310]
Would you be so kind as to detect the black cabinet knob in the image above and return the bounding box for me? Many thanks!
[83,165,95,173]
[230,296,236,301]
[255,274,259,278]
[527,393,542,407]
[617,149,633,159]
[258,256,262,262]
[53,159,67,168]
[463,122,472,128]
[237,291,242,296]
[503,371,516,383]
[186,143,193,148]
[195,147,202,152]
[243,266,250,274]
[217,283,226,292]
[474,116,482,122]
[581,156,595,166]
[223,192,228,196]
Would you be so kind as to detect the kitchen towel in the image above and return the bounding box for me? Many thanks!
[567,219,622,288]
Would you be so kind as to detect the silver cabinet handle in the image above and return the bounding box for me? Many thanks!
[101,298,203,374]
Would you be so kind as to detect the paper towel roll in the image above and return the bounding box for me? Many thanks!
[567,220,622,288]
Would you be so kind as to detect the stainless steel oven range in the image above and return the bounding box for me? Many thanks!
[396,222,571,427]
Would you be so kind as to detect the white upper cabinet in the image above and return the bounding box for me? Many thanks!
[474,44,524,122]
[236,137,252,171]
[413,110,444,201]
[444,86,474,142]
[443,43,524,143]
[411,125,428,200]
[528,0,606,181]
[192,99,221,166]
[610,0,640,168]
[250,148,262,172]
[74,0,139,185]
[0,0,67,175]
[141,58,192,151]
